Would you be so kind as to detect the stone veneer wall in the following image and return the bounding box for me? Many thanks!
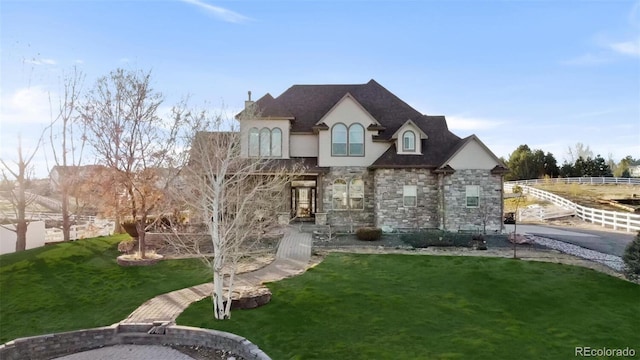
[321,167,375,229]
[373,168,439,229]
[443,169,503,232]
[0,323,271,360]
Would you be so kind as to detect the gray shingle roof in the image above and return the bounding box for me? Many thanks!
[236,80,501,169]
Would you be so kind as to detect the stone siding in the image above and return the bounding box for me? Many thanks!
[373,169,439,230]
[321,167,375,229]
[0,323,271,360]
[443,169,503,232]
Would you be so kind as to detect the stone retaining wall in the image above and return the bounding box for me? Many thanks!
[0,323,271,360]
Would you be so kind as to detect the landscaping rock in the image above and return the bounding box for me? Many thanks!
[226,286,272,310]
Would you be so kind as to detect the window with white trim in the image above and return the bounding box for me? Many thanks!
[466,185,480,208]
[349,179,364,210]
[402,131,415,152]
[271,128,282,157]
[259,128,271,157]
[332,179,348,210]
[332,178,365,210]
[332,124,348,156]
[403,185,417,207]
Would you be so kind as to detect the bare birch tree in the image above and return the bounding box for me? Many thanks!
[46,66,86,241]
[80,68,185,258]
[0,137,41,252]
[167,111,302,320]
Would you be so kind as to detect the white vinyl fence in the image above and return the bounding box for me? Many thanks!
[504,179,640,233]
[509,177,640,186]
[44,219,115,242]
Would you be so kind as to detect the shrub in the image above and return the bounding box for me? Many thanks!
[356,227,382,241]
[401,230,471,248]
[622,232,640,281]
[118,239,135,254]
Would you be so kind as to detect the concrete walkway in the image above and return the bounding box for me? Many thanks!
[121,226,312,324]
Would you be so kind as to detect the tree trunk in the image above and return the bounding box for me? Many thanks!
[212,268,228,320]
[62,189,71,241]
[137,221,146,259]
[15,220,27,252]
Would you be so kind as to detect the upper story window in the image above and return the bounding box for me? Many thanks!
[332,123,364,156]
[248,127,282,158]
[402,131,415,152]
[248,128,259,157]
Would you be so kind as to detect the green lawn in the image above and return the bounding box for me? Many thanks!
[178,254,640,360]
[0,235,210,343]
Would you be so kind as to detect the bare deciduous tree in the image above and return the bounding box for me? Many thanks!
[167,112,302,320]
[0,137,41,252]
[46,66,86,241]
[80,68,185,258]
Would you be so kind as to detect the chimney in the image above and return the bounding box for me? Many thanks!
[244,90,254,110]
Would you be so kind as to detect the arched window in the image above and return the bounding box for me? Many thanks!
[332,179,348,210]
[259,128,271,157]
[349,179,364,209]
[271,128,282,157]
[348,124,364,156]
[248,128,259,157]
[332,124,348,156]
[402,131,415,152]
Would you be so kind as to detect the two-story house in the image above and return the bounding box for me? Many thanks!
[236,80,508,232]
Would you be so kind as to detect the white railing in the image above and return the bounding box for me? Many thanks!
[508,177,640,186]
[504,183,640,232]
[44,220,115,242]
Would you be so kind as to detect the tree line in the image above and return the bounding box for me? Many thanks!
[504,143,639,181]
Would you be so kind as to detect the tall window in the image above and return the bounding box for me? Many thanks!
[259,128,271,157]
[249,127,282,158]
[466,185,480,208]
[248,128,259,157]
[332,179,348,210]
[332,124,347,156]
[271,128,282,157]
[332,123,365,156]
[403,185,417,207]
[402,131,415,152]
[349,179,364,209]
[349,124,364,156]
[332,178,364,210]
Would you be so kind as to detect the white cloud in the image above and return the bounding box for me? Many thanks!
[609,39,640,57]
[0,86,53,125]
[446,115,503,131]
[180,0,250,23]
[24,58,57,66]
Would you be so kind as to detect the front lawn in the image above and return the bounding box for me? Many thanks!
[178,254,640,360]
[0,235,210,343]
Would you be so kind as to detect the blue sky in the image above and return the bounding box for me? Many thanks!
[1,0,639,178]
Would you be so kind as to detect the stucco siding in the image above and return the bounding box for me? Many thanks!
[447,140,499,170]
[317,97,389,167]
[290,134,318,157]
[240,119,290,158]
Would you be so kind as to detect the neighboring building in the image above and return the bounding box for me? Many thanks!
[235,80,508,232]
[49,165,106,192]
[628,165,640,178]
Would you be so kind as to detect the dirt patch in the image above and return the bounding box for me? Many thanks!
[532,183,638,212]
[171,345,245,360]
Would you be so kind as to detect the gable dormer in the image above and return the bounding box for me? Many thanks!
[315,93,389,167]
[391,119,428,155]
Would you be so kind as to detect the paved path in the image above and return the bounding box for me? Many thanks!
[54,345,197,360]
[505,224,634,256]
[121,226,312,324]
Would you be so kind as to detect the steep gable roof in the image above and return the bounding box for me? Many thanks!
[370,115,461,168]
[237,79,422,137]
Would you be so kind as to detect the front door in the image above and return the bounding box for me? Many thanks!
[291,180,317,220]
